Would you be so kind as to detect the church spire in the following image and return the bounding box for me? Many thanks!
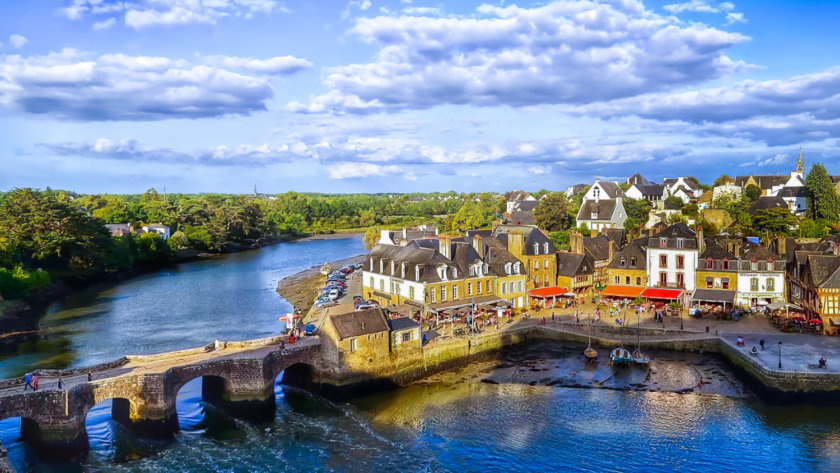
[796,147,804,173]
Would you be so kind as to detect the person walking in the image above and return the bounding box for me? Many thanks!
[33,374,39,391]
[58,377,63,390]
[759,339,766,351]
[88,372,93,382]
[23,372,32,392]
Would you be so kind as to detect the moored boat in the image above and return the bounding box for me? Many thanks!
[610,347,632,365]
[632,349,650,365]
[320,263,332,275]
[584,321,597,361]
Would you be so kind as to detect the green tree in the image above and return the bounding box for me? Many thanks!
[713,174,733,187]
[805,163,840,220]
[533,192,572,231]
[798,218,829,238]
[681,202,699,218]
[665,195,684,208]
[363,227,381,249]
[752,208,796,235]
[744,184,762,201]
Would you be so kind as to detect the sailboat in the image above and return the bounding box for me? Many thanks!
[610,347,632,365]
[632,310,650,366]
[584,321,597,361]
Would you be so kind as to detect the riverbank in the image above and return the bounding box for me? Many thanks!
[275,253,366,313]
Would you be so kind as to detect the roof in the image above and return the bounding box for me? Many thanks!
[583,234,612,262]
[627,173,651,186]
[734,175,788,190]
[692,289,736,304]
[608,239,647,270]
[513,200,538,212]
[596,181,624,199]
[663,177,700,190]
[600,285,644,298]
[633,184,665,197]
[556,252,594,277]
[697,191,714,204]
[505,190,531,202]
[808,255,840,287]
[329,308,389,339]
[777,186,806,198]
[492,225,555,255]
[578,199,617,221]
[388,317,420,331]
[508,210,535,226]
[700,240,736,260]
[647,223,697,249]
[748,196,789,215]
[641,288,684,300]
[528,287,569,298]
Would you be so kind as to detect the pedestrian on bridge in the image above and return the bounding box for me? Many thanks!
[23,372,33,391]
[58,377,63,390]
[33,374,39,391]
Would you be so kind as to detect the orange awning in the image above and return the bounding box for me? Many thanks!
[528,286,569,298]
[600,285,644,298]
[640,288,684,300]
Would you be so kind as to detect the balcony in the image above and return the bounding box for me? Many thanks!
[655,282,685,289]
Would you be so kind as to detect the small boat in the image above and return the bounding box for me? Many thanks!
[584,322,597,361]
[632,311,650,366]
[320,263,333,275]
[610,347,632,365]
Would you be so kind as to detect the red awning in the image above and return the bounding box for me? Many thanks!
[528,286,568,298]
[600,285,645,299]
[641,288,684,300]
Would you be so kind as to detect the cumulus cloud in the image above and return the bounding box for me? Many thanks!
[527,165,550,175]
[0,49,308,121]
[663,1,733,13]
[61,0,284,29]
[289,0,749,114]
[9,34,28,49]
[93,17,117,30]
[200,55,311,75]
[327,162,406,180]
[725,12,746,25]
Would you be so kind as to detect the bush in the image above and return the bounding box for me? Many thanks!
[0,265,51,299]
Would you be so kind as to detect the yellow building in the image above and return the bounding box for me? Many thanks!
[606,238,647,289]
[492,225,557,290]
[319,307,392,374]
[556,252,595,297]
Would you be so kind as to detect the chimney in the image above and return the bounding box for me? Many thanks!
[472,234,485,260]
[380,229,391,244]
[776,235,787,256]
[696,225,705,255]
[439,236,451,260]
[608,240,615,263]
[734,241,741,258]
[402,228,408,240]
[508,231,525,259]
[569,232,582,255]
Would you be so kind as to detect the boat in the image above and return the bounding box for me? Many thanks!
[584,321,597,361]
[632,310,650,366]
[610,347,632,365]
[320,263,333,275]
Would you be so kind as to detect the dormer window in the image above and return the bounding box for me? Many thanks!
[369,257,374,271]
[706,258,714,269]
[453,268,458,278]
[380,259,384,273]
[591,211,598,220]
[660,238,667,248]
[505,262,512,274]
[619,258,626,268]
[415,266,421,281]
[722,259,730,270]
[676,238,684,248]
[390,261,395,275]
[543,242,549,254]
[401,262,406,279]
[484,264,489,274]
[534,243,540,254]
[630,257,636,267]
[514,262,521,274]
[469,266,475,276]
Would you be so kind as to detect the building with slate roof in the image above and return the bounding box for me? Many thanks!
[625,184,667,202]
[576,179,627,232]
[492,225,557,290]
[645,223,700,290]
[607,238,648,289]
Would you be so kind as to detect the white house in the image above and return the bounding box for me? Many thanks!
[734,242,786,306]
[645,223,699,291]
[625,184,667,202]
[576,179,627,232]
[141,223,170,240]
[663,177,702,202]
[505,190,536,214]
[712,182,742,201]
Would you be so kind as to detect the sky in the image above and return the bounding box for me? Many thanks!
[1,0,839,194]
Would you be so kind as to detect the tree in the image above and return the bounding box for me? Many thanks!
[752,208,796,235]
[805,163,840,220]
[681,202,699,218]
[713,174,733,187]
[665,195,684,209]
[363,227,381,249]
[798,218,829,238]
[744,184,762,201]
[534,192,572,231]
[549,230,570,251]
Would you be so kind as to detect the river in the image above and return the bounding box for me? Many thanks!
[2,237,840,472]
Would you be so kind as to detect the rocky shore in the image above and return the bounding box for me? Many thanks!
[276,253,366,314]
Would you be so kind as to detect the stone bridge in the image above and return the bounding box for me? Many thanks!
[0,336,322,458]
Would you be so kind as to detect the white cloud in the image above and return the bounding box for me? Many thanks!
[201,55,311,75]
[0,49,308,121]
[527,165,550,175]
[327,162,404,179]
[293,0,749,114]
[61,0,284,29]
[725,12,746,25]
[93,17,116,30]
[9,34,28,49]
[663,1,733,13]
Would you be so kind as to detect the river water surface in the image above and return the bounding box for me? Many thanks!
[2,237,840,472]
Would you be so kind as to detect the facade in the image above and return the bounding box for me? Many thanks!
[645,223,700,291]
[378,227,438,246]
[556,252,595,296]
[492,225,557,290]
[663,177,702,200]
[388,317,422,354]
[607,239,647,288]
[505,190,536,214]
[319,307,392,371]
[625,184,666,202]
[141,223,170,240]
[712,182,742,201]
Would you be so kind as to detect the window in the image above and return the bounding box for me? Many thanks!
[614,276,620,284]
[350,338,357,353]
[660,238,668,248]
[635,277,642,285]
[469,267,475,276]
[625,276,630,284]
[677,273,684,288]
[478,281,483,294]
[659,255,667,268]
[505,262,512,274]
[676,255,684,269]
[468,283,473,295]
[544,274,550,286]
[544,258,549,269]
[722,259,730,270]
[619,258,626,268]
[441,286,447,301]
[402,332,411,342]
[501,283,507,294]
[430,288,436,302]
[534,275,539,286]
[409,286,415,299]
[676,238,684,248]
[390,281,395,294]
[379,279,384,291]
[518,281,523,292]
[751,277,759,291]
[369,276,374,288]
[721,278,729,289]
[453,285,459,300]
[706,259,714,269]
[487,280,492,293]
[534,243,540,254]
[659,272,667,286]
[767,278,774,291]
[534,260,539,270]
[706,276,713,289]
[630,257,636,267]
[514,262,521,274]
[544,243,549,254]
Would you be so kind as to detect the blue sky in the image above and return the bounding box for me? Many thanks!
[1,0,839,194]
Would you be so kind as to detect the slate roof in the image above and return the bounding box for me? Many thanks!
[505,190,531,202]
[492,225,556,255]
[556,252,594,277]
[513,200,538,212]
[633,184,665,198]
[508,210,535,226]
[388,317,420,331]
[748,196,789,216]
[740,240,779,261]
[734,175,788,190]
[808,255,840,287]
[608,239,647,270]
[777,186,806,198]
[597,181,624,198]
[646,223,697,249]
[578,199,617,221]
[627,173,651,186]
[583,234,612,262]
[329,308,389,340]
[700,240,736,260]
[663,178,701,190]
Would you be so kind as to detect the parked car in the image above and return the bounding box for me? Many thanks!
[328,288,341,300]
[355,303,377,310]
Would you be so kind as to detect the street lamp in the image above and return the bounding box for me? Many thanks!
[680,303,684,331]
[778,341,783,369]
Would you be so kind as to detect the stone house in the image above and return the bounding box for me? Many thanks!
[625,184,666,202]
[607,238,647,288]
[388,317,422,353]
[492,225,557,290]
[319,308,392,374]
[556,251,595,297]
[576,179,627,232]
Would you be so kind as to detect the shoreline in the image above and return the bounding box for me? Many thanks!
[275,253,366,313]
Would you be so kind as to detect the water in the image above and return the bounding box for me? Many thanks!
[2,236,840,471]
[0,237,365,378]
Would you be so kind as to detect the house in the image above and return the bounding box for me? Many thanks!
[319,307,391,373]
[575,179,627,232]
[734,150,805,199]
[777,186,807,215]
[104,223,132,237]
[748,196,790,217]
[506,199,538,226]
[735,240,785,306]
[474,231,529,310]
[712,181,742,201]
[565,184,588,198]
[492,225,557,290]
[625,184,666,202]
[388,317,422,353]
[141,223,170,240]
[696,239,738,294]
[505,190,536,214]
[581,233,615,288]
[556,251,595,297]
[606,238,648,289]
[645,200,682,229]
[697,191,714,210]
[663,177,702,201]
[378,227,438,246]
[645,223,700,291]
